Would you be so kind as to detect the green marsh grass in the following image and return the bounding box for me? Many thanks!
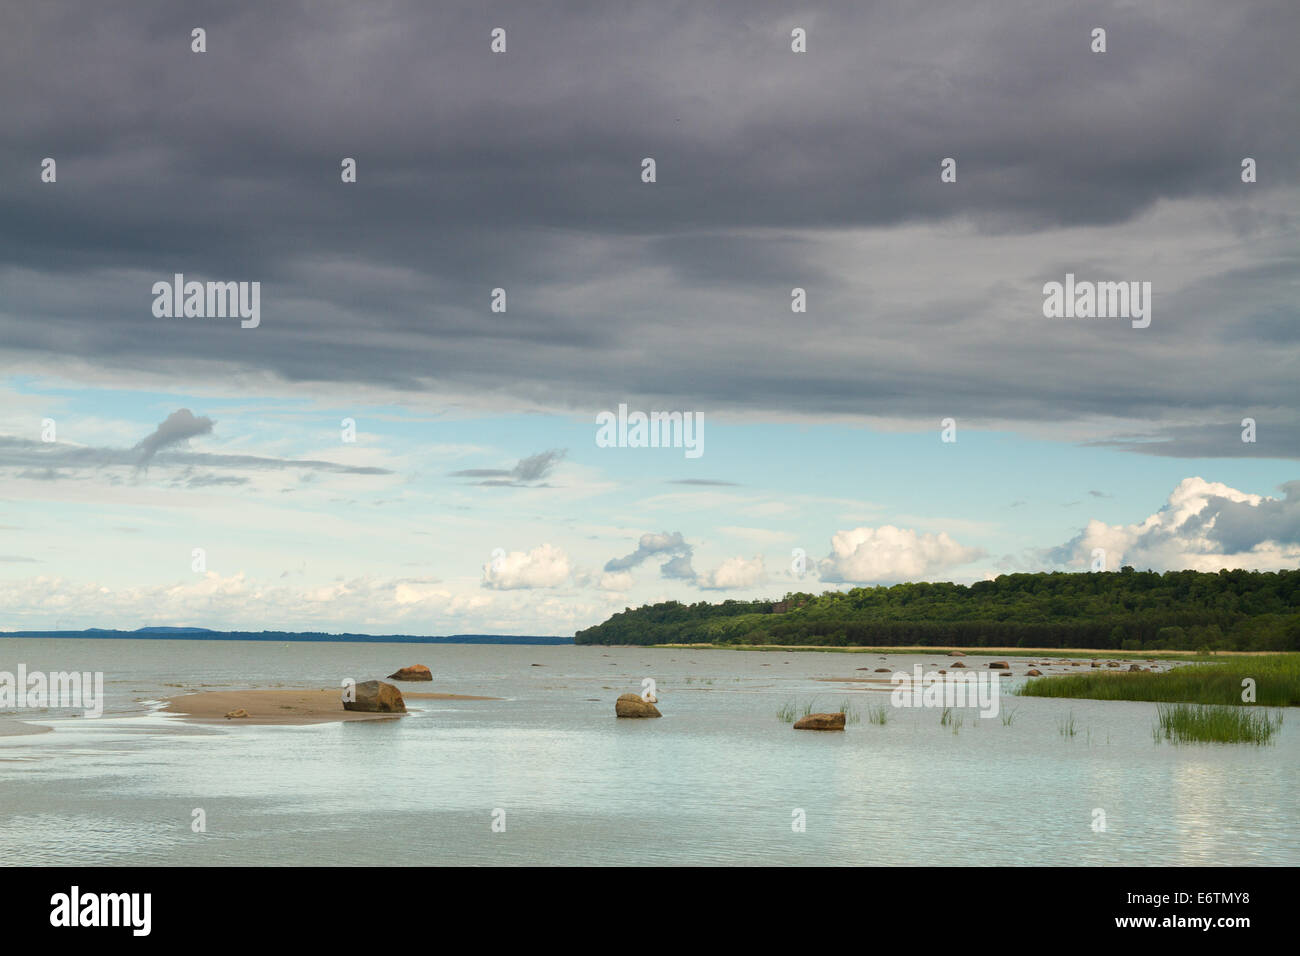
[1154,703,1282,745]
[1017,655,1300,707]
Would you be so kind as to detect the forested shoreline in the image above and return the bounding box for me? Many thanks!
[574,569,1300,652]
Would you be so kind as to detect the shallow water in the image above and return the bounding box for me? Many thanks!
[1,638,1296,865]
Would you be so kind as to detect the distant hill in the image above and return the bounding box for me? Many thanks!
[3,629,572,645]
[574,569,1300,652]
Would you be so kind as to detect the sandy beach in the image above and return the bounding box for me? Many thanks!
[160,687,501,725]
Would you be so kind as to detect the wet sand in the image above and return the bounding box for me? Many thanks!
[161,687,501,725]
[0,717,55,737]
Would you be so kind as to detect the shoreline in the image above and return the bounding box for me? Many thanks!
[160,687,502,726]
[648,644,1284,660]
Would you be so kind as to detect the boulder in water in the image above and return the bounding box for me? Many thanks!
[343,680,407,713]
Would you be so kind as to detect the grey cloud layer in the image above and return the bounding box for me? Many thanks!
[0,408,391,479]
[2,1,1298,443]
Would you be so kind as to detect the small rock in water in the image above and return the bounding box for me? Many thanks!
[224,708,249,719]
[386,665,432,682]
[1026,669,1042,676]
[794,712,846,731]
[615,693,661,718]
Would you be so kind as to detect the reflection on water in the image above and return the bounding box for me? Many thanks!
[1,638,1296,865]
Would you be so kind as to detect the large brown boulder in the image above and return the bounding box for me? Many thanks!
[386,664,432,681]
[794,712,846,731]
[950,650,967,657]
[988,661,1009,669]
[343,680,407,713]
[615,693,661,718]
[950,661,966,668]
[1025,668,1042,676]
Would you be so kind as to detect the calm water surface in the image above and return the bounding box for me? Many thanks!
[1,639,1295,865]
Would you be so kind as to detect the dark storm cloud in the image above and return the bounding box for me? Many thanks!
[1,0,1297,441]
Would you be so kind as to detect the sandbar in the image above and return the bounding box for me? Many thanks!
[161,687,500,726]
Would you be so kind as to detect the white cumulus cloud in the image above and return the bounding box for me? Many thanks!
[1047,477,1300,571]
[481,543,571,590]
[819,525,983,583]
[697,554,766,590]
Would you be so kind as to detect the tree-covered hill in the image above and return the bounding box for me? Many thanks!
[574,568,1300,652]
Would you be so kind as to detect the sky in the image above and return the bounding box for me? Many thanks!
[1,0,1297,634]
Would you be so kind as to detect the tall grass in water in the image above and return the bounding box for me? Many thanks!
[1017,655,1300,706]
[1057,711,1077,737]
[863,702,887,725]
[1154,703,1283,745]
[776,700,797,723]
[838,700,864,726]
